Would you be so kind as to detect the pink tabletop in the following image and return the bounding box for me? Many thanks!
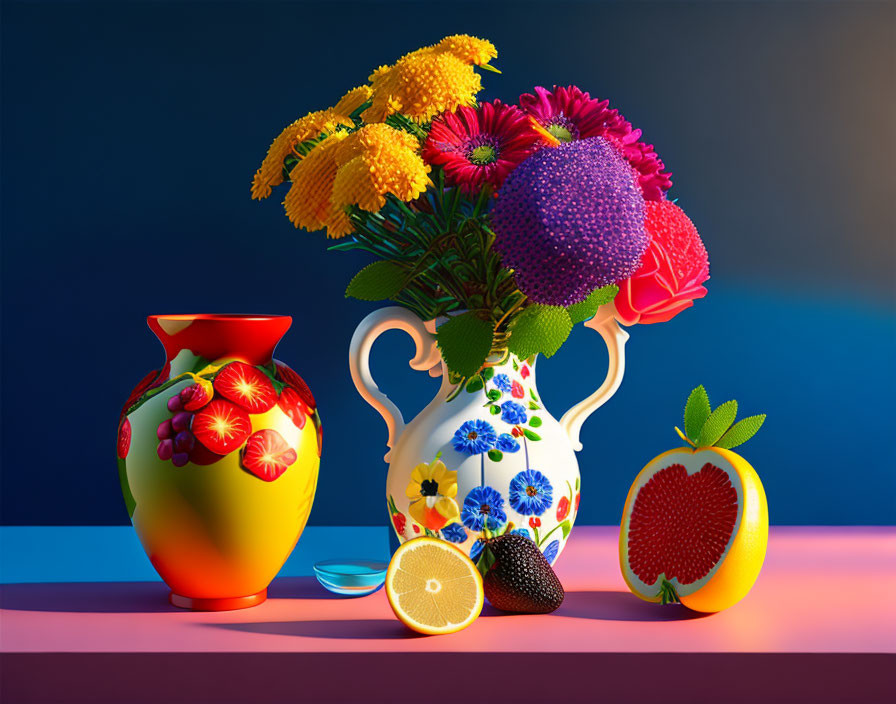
[2,526,894,703]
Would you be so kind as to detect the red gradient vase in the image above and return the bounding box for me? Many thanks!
[117,314,321,610]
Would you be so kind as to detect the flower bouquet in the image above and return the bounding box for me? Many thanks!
[252,34,709,384]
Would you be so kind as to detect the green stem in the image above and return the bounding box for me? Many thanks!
[659,579,680,605]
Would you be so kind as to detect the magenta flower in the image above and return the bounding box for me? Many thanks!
[519,85,672,201]
[422,100,540,195]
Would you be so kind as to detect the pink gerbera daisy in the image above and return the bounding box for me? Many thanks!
[422,100,540,195]
[519,85,672,200]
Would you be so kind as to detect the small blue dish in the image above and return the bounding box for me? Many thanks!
[312,559,388,597]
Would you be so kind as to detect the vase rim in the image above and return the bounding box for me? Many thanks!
[148,313,289,322]
[147,314,292,366]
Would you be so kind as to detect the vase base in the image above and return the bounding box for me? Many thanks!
[169,589,267,611]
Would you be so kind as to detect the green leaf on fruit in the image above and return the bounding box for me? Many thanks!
[529,416,542,427]
[487,449,503,462]
[716,414,767,449]
[684,385,711,441]
[476,545,496,579]
[566,284,619,324]
[345,261,407,301]
[436,313,493,379]
[523,429,541,441]
[508,305,573,359]
[696,400,738,448]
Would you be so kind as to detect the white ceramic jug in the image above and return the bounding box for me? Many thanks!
[349,304,628,565]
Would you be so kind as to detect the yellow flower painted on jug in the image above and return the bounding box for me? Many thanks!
[406,457,459,531]
[362,35,498,124]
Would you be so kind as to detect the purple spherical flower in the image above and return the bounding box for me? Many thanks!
[491,137,648,306]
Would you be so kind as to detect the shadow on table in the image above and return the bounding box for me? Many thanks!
[0,577,338,614]
[0,581,173,614]
[206,619,422,640]
[552,590,711,622]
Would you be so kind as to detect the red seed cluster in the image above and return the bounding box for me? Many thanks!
[627,462,738,586]
[491,137,648,306]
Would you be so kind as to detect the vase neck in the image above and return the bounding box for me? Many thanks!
[440,353,537,404]
[147,314,291,367]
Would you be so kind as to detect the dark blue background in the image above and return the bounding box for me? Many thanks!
[2,1,894,525]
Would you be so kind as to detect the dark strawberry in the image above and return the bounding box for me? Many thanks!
[481,533,564,614]
[240,429,297,481]
[213,362,277,414]
[192,399,252,455]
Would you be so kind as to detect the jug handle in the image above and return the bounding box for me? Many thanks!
[558,303,629,451]
[349,307,441,462]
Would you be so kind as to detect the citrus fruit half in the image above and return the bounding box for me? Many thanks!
[620,386,769,613]
[386,537,483,635]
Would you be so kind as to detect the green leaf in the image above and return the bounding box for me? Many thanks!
[529,416,542,427]
[560,520,572,539]
[345,261,407,301]
[508,305,573,359]
[436,313,494,378]
[716,414,767,449]
[696,400,738,448]
[684,385,711,442]
[480,367,494,381]
[566,285,619,324]
[523,429,541,441]
[465,376,484,392]
[529,389,539,402]
[487,449,503,462]
[486,388,502,401]
[489,405,501,415]
[476,545,496,579]
[528,401,540,410]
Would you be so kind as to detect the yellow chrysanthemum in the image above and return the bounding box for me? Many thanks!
[405,458,459,531]
[251,107,353,200]
[362,34,497,124]
[333,85,373,118]
[329,124,430,221]
[282,131,349,231]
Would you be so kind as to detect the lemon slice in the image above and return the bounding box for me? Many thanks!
[385,536,483,635]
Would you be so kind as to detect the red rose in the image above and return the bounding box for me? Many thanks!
[529,516,541,529]
[557,496,570,521]
[520,366,530,379]
[511,381,525,398]
[392,513,406,535]
[614,201,709,326]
